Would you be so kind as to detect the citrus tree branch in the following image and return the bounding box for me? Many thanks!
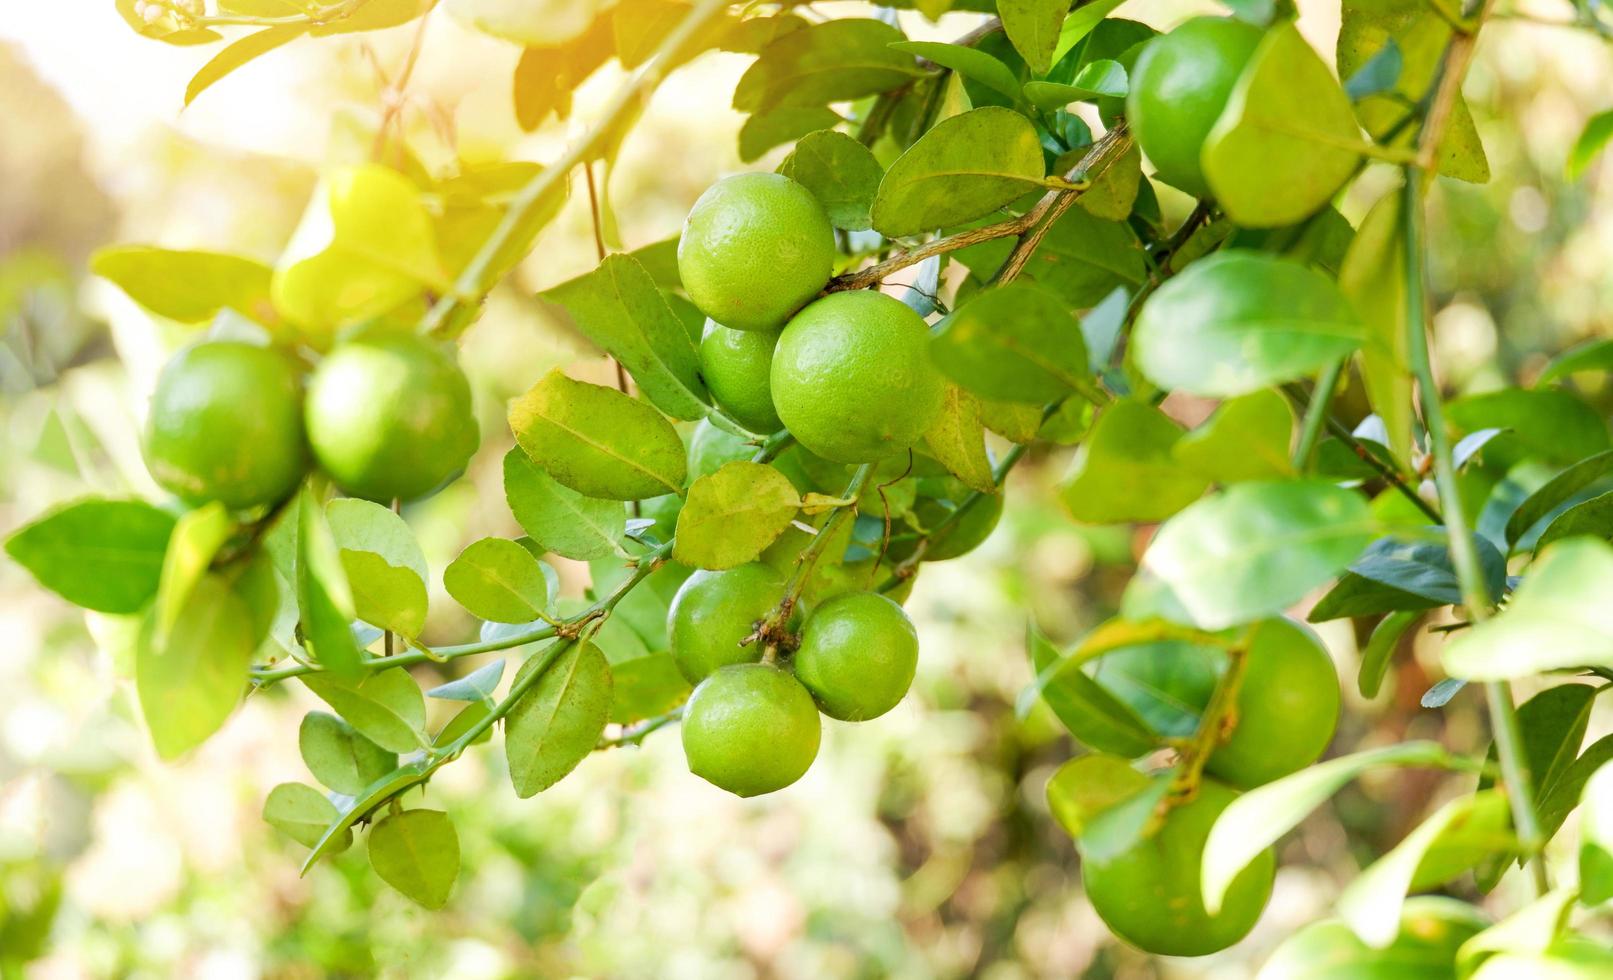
[420,0,730,338]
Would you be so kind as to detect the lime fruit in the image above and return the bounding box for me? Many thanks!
[1082,779,1274,957]
[1127,17,1263,197]
[771,290,945,463]
[699,319,783,433]
[677,172,834,331]
[666,563,782,684]
[1207,618,1339,788]
[681,662,821,797]
[143,341,308,510]
[792,591,918,721]
[304,333,478,502]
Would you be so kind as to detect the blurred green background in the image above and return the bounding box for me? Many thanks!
[2,2,1611,977]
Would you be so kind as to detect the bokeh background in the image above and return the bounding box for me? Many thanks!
[2,2,1611,977]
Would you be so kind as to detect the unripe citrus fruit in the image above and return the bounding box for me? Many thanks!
[699,320,782,432]
[681,662,821,797]
[1082,779,1274,957]
[143,341,308,510]
[666,563,782,683]
[677,173,834,331]
[792,591,918,721]
[1207,618,1339,788]
[305,334,477,502]
[1127,17,1263,197]
[771,291,945,463]
[687,417,753,480]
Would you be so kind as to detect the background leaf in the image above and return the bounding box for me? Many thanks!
[6,498,175,614]
[871,108,1045,238]
[91,246,275,324]
[368,809,460,910]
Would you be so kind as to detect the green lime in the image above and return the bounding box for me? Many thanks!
[678,173,835,331]
[699,319,783,433]
[687,417,754,480]
[792,591,918,721]
[1127,17,1263,197]
[681,662,821,797]
[305,333,478,502]
[771,291,945,463]
[666,563,782,683]
[1082,779,1274,957]
[1207,618,1339,788]
[143,341,308,510]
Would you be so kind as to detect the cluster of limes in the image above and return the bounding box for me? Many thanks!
[668,564,919,796]
[142,332,478,510]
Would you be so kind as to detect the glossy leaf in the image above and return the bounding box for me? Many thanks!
[1443,538,1613,679]
[1535,491,1613,552]
[1309,530,1508,622]
[871,108,1045,238]
[1172,390,1294,484]
[502,448,626,560]
[1505,450,1613,548]
[151,503,232,648]
[1060,400,1208,524]
[303,668,426,755]
[91,246,274,324]
[674,462,800,570]
[445,537,551,624]
[737,106,842,163]
[1203,23,1361,227]
[506,642,613,797]
[930,282,1089,403]
[263,783,349,850]
[136,573,253,760]
[1143,480,1375,629]
[777,129,884,231]
[368,809,459,910]
[299,760,434,873]
[889,41,1020,100]
[541,253,709,421]
[6,498,175,614]
[509,370,687,500]
[299,711,396,796]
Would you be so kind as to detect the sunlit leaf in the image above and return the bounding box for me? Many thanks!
[5,498,175,614]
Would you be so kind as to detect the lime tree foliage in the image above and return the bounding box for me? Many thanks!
[7,0,1613,967]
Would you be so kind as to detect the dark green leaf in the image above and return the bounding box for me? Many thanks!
[1505,450,1613,549]
[1536,491,1613,552]
[1447,387,1611,470]
[889,41,1021,100]
[930,282,1089,403]
[1022,60,1127,109]
[1537,338,1613,385]
[1309,530,1508,621]
[1359,610,1418,699]
[737,106,843,163]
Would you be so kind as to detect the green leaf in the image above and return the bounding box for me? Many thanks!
[296,490,362,678]
[1359,610,1419,699]
[326,498,429,638]
[930,282,1090,403]
[368,809,459,910]
[1133,251,1365,398]
[1581,760,1613,905]
[271,164,444,334]
[1073,143,1142,222]
[1538,338,1613,385]
[1340,191,1416,465]
[541,253,709,421]
[153,502,232,647]
[1143,480,1376,630]
[135,574,253,760]
[91,246,275,325]
[922,384,995,494]
[1033,648,1161,759]
[1536,491,1613,552]
[888,41,1021,100]
[1336,792,1509,948]
[1046,754,1150,838]
[955,206,1146,307]
[733,18,919,114]
[674,462,800,570]
[737,106,843,163]
[186,23,308,106]
[1447,389,1611,468]
[1256,898,1489,980]
[506,642,613,797]
[1505,450,1613,549]
[1568,108,1613,180]
[263,783,348,851]
[303,668,426,754]
[509,370,687,500]
[502,448,626,560]
[870,107,1045,238]
[1309,530,1509,622]
[1443,538,1613,679]
[426,660,506,703]
[997,0,1066,75]
[777,129,884,231]
[6,498,175,613]
[1201,741,1453,913]
[299,760,434,872]
[299,711,397,796]
[1454,888,1577,975]
[445,538,551,624]
[1022,60,1127,109]
[1203,23,1362,227]
[1048,0,1130,67]
[1172,390,1295,484]
[1059,400,1208,525]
